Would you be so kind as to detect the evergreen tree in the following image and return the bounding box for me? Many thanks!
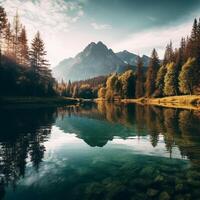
[163,41,174,65]
[164,62,177,96]
[145,49,160,97]
[179,58,196,95]
[156,65,167,97]
[0,6,7,63]
[135,56,144,98]
[29,32,54,95]
[66,80,72,97]
[4,22,12,57]
[13,11,21,62]
[19,26,29,66]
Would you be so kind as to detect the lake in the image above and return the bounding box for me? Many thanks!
[0,102,200,200]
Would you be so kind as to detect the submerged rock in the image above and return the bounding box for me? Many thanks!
[159,192,170,200]
[147,188,159,197]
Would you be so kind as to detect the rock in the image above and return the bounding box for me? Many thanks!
[175,183,183,191]
[140,166,155,177]
[147,188,159,197]
[159,192,170,200]
[154,175,164,182]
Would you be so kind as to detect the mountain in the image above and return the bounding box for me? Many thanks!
[115,50,150,67]
[53,42,150,81]
[53,41,127,81]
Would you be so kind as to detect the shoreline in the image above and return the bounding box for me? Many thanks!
[0,96,80,106]
[121,95,200,110]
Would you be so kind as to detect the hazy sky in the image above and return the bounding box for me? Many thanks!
[1,0,200,67]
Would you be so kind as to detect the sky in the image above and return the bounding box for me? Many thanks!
[1,0,200,67]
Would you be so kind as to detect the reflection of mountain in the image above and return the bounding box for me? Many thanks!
[55,103,200,165]
[1,104,200,199]
[56,109,136,147]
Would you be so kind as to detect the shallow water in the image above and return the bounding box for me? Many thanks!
[0,103,200,200]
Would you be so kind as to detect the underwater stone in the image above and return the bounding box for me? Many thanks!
[147,188,159,197]
[159,192,170,200]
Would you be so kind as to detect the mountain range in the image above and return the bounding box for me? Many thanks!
[53,41,150,81]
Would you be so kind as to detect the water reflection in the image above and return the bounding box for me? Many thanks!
[0,103,200,199]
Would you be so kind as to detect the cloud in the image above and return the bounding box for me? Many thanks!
[91,22,112,30]
[0,0,84,66]
[112,21,193,58]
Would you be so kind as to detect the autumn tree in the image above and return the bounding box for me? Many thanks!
[105,73,118,101]
[145,49,160,97]
[119,70,135,99]
[179,58,196,95]
[98,87,106,99]
[164,62,177,96]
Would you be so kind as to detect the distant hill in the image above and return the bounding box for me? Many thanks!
[53,41,150,81]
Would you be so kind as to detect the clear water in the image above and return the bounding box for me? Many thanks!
[0,102,200,200]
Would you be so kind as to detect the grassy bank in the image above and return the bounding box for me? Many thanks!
[122,95,200,110]
[0,96,80,106]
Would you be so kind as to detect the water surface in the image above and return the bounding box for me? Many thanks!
[0,103,200,200]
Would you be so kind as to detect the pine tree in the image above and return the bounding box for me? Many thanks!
[156,65,167,97]
[179,58,196,95]
[135,56,144,98]
[29,32,54,95]
[145,49,160,97]
[164,62,177,96]
[29,32,49,75]
[0,6,7,63]
[19,26,29,66]
[13,11,21,62]
[4,22,12,57]
[66,80,72,97]
[163,41,174,65]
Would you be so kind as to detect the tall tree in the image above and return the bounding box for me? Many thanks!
[4,22,12,57]
[179,58,196,95]
[29,32,54,95]
[145,49,160,97]
[156,65,167,97]
[164,62,177,96]
[13,11,21,62]
[163,41,174,65]
[19,26,29,66]
[119,70,135,99]
[135,56,144,98]
[0,6,7,64]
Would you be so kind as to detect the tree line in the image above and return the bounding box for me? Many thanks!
[57,76,107,99]
[98,18,200,100]
[0,6,56,96]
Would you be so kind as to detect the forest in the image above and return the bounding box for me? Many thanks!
[0,5,200,100]
[59,18,200,101]
[97,18,200,100]
[0,6,56,97]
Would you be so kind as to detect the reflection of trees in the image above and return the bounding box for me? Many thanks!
[57,103,200,165]
[0,107,56,197]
